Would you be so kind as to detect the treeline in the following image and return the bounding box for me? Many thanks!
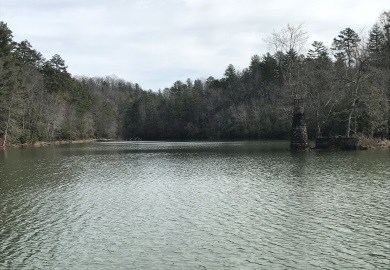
[0,11,389,146]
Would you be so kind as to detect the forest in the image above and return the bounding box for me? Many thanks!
[0,11,389,147]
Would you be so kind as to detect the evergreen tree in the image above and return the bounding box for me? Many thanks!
[332,28,361,68]
[307,41,329,60]
[378,11,390,50]
[0,22,18,146]
[41,54,71,93]
[367,23,385,53]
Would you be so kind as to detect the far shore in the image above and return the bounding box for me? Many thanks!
[1,137,389,151]
[1,139,98,150]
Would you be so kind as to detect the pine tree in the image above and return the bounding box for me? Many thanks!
[307,41,329,60]
[367,23,385,53]
[332,28,361,68]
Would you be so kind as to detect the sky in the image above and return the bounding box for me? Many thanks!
[0,0,388,91]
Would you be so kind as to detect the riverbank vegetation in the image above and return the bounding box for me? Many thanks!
[1,11,389,148]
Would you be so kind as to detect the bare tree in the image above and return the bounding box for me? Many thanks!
[264,23,309,55]
[264,24,309,98]
[333,28,369,137]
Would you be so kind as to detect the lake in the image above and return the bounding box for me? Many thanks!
[0,141,389,269]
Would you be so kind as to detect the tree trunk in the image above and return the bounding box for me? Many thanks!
[346,109,353,138]
[2,93,15,148]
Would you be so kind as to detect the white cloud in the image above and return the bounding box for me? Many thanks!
[0,0,388,90]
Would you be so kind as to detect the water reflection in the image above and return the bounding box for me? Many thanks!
[289,151,308,178]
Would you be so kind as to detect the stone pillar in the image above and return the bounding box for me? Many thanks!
[290,98,309,150]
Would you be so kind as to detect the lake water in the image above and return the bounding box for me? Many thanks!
[0,141,389,269]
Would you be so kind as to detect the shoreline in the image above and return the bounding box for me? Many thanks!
[1,139,97,150]
[1,138,389,151]
[357,137,390,150]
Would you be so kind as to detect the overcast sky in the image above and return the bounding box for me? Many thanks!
[0,0,388,90]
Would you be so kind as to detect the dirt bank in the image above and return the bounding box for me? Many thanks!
[357,137,390,149]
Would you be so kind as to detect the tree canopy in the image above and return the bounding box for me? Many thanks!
[1,10,389,147]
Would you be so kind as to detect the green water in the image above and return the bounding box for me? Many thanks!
[1,141,389,269]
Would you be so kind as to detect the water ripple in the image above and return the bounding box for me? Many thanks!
[1,142,389,269]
